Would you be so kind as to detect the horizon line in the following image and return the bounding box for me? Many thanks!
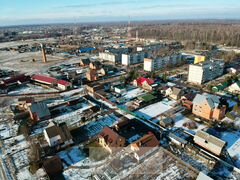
[1,18,240,28]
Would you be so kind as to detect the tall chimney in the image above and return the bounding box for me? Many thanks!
[136,30,138,41]
[41,44,47,63]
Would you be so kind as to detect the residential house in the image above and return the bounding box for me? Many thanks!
[98,127,126,153]
[227,81,240,94]
[89,61,102,70]
[43,156,63,177]
[28,102,51,121]
[57,80,72,90]
[181,93,196,110]
[169,87,184,100]
[80,58,90,67]
[86,70,98,81]
[130,132,159,161]
[133,77,154,91]
[17,97,35,110]
[192,94,226,121]
[1,74,30,88]
[114,85,126,94]
[159,117,174,128]
[86,82,103,94]
[43,122,73,148]
[99,65,116,76]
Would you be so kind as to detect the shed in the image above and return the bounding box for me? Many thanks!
[193,130,226,156]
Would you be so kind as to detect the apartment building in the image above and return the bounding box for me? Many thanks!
[122,51,148,66]
[144,53,182,72]
[99,52,119,63]
[99,48,128,64]
[188,60,224,84]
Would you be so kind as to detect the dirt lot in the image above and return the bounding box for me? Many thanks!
[0,39,83,74]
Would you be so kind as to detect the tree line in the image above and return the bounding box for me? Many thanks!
[133,23,240,47]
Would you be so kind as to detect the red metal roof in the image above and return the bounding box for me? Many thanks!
[136,77,154,86]
[57,80,71,86]
[32,74,57,84]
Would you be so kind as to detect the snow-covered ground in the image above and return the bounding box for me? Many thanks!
[17,167,34,180]
[123,88,146,100]
[0,123,18,140]
[135,98,176,120]
[60,88,85,98]
[173,113,207,133]
[8,84,58,95]
[63,168,93,180]
[220,131,240,168]
[51,101,93,126]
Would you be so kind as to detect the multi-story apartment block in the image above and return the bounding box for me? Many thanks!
[122,51,149,66]
[188,59,224,84]
[99,52,119,63]
[144,53,182,72]
[99,48,129,64]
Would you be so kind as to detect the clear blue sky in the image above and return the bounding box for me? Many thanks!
[0,0,240,26]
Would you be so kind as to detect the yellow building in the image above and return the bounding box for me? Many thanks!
[194,55,206,64]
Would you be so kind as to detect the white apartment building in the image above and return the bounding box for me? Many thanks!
[99,52,119,63]
[188,60,224,84]
[144,53,182,72]
[122,51,148,66]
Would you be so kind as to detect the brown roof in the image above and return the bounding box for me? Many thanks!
[45,124,61,137]
[45,122,72,142]
[131,133,159,157]
[43,156,63,176]
[99,127,125,147]
[59,123,72,142]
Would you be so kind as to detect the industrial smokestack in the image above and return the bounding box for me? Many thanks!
[41,43,47,63]
[127,16,131,40]
[136,30,138,41]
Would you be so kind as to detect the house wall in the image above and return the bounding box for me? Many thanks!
[49,135,62,147]
[98,137,112,153]
[58,83,72,91]
[142,82,152,91]
[212,107,226,120]
[44,130,51,146]
[144,58,153,72]
[122,54,130,65]
[188,65,204,84]
[99,52,117,63]
[192,101,212,120]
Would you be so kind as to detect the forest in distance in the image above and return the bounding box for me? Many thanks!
[133,23,240,48]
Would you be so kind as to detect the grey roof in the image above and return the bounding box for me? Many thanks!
[29,102,50,119]
[193,94,220,109]
[172,87,182,96]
